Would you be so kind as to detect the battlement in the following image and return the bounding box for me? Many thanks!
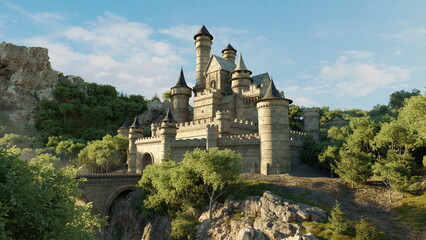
[171,138,206,146]
[136,135,161,144]
[289,130,307,142]
[225,133,260,139]
[219,136,260,147]
[176,118,215,128]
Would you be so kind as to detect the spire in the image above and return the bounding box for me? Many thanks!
[130,117,142,128]
[120,117,132,128]
[232,54,252,74]
[261,80,293,103]
[162,108,176,122]
[174,68,189,88]
[222,43,237,53]
[193,25,213,40]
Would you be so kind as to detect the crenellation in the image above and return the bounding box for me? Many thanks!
[121,25,320,175]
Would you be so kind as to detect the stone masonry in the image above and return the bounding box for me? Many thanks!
[118,25,320,175]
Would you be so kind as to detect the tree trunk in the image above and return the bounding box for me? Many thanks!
[208,196,213,223]
[388,188,392,203]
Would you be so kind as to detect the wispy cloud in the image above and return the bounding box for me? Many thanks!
[2,1,66,23]
[382,28,426,44]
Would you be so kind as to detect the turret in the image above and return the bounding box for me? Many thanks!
[117,117,132,136]
[302,108,320,141]
[230,54,253,94]
[256,80,293,174]
[222,44,237,62]
[159,109,178,162]
[194,25,213,94]
[127,117,144,173]
[216,110,230,137]
[171,68,192,123]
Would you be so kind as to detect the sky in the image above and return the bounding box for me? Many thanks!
[1,0,425,110]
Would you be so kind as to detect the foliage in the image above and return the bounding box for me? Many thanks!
[388,88,421,110]
[0,133,40,149]
[301,136,325,166]
[36,80,147,142]
[77,134,128,173]
[328,201,349,235]
[182,148,241,222]
[169,211,198,240]
[162,90,172,101]
[288,105,303,131]
[355,217,381,240]
[0,148,103,239]
[334,149,373,188]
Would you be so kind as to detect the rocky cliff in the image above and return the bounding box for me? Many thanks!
[0,42,60,125]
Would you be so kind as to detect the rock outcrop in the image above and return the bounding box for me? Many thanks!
[0,42,59,125]
[195,191,326,240]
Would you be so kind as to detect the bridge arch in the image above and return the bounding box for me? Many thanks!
[102,184,137,218]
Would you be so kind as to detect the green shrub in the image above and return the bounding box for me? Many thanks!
[329,201,348,235]
[356,218,380,240]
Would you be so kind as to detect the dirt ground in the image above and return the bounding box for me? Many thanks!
[242,164,426,240]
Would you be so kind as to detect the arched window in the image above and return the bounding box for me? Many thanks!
[210,80,216,89]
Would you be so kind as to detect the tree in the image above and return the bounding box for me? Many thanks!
[77,135,128,173]
[288,105,303,131]
[328,201,348,235]
[334,149,373,188]
[372,150,420,202]
[356,217,380,240]
[162,90,172,101]
[388,89,421,110]
[0,148,103,239]
[55,139,86,162]
[182,148,241,222]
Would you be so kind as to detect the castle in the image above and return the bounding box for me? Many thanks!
[118,25,320,175]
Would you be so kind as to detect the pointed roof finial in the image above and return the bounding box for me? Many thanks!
[222,43,237,53]
[130,116,142,128]
[162,108,176,122]
[233,54,252,74]
[174,68,189,88]
[194,25,213,40]
[120,117,133,128]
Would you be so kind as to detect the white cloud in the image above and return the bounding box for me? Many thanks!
[2,1,66,23]
[292,97,320,107]
[382,28,426,43]
[159,24,200,41]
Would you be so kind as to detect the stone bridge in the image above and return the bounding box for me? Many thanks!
[77,173,142,217]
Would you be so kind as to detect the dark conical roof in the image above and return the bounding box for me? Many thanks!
[174,68,189,88]
[222,43,237,53]
[162,108,176,122]
[130,117,142,128]
[259,80,293,104]
[120,117,133,128]
[193,25,213,40]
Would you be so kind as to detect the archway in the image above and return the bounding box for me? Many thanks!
[141,152,153,170]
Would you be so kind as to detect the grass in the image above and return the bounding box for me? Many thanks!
[223,178,329,210]
[394,191,426,234]
[301,221,354,240]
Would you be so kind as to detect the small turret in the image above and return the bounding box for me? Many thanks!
[171,68,192,123]
[230,54,253,94]
[256,80,293,175]
[302,108,320,141]
[159,109,178,162]
[117,117,132,136]
[127,117,144,173]
[194,25,213,94]
[222,44,237,62]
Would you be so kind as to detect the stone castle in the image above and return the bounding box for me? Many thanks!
[118,25,320,175]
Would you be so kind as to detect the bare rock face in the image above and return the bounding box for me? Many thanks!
[0,42,59,125]
[195,191,326,240]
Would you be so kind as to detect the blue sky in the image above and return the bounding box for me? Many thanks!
[1,0,425,110]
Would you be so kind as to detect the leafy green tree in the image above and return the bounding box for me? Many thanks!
[169,211,198,240]
[388,89,421,110]
[372,150,420,202]
[162,90,172,101]
[0,148,103,239]
[56,139,86,161]
[368,104,394,122]
[182,148,241,222]
[334,149,373,188]
[288,105,303,131]
[398,94,426,147]
[77,135,128,173]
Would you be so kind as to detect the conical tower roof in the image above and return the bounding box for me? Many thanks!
[193,25,213,40]
[233,54,252,74]
[162,108,176,122]
[222,43,237,53]
[120,117,133,128]
[130,117,142,128]
[260,80,293,104]
[173,68,190,88]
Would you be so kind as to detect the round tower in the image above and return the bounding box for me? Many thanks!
[127,117,144,173]
[159,108,178,162]
[222,44,237,62]
[171,68,192,123]
[117,117,132,137]
[256,80,293,175]
[230,54,253,94]
[302,108,320,141]
[194,25,213,94]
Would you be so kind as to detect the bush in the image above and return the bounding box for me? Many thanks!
[356,218,380,240]
[329,201,348,235]
[170,211,197,240]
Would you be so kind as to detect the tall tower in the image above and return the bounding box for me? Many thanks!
[127,117,143,173]
[230,54,252,94]
[256,80,293,174]
[193,25,213,94]
[302,108,320,141]
[222,44,237,62]
[171,68,192,123]
[159,109,177,162]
